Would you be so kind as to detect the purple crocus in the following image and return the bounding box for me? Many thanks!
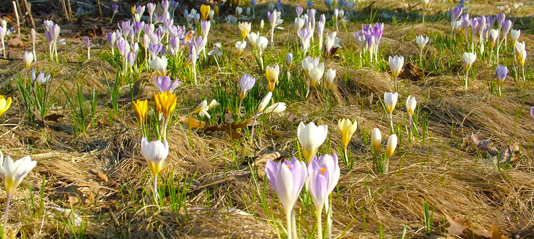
[112,4,119,14]
[149,43,164,58]
[502,20,513,38]
[127,52,137,67]
[496,65,508,82]
[265,157,307,239]
[153,76,181,92]
[296,6,303,17]
[530,107,534,119]
[307,154,340,239]
[83,36,90,47]
[239,74,256,100]
[497,12,505,29]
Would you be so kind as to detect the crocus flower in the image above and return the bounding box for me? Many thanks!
[388,55,404,79]
[257,92,273,113]
[297,28,311,54]
[153,91,177,120]
[325,68,336,89]
[265,157,307,239]
[286,53,293,68]
[296,6,303,17]
[0,95,12,117]
[133,99,148,123]
[496,65,508,83]
[192,100,213,118]
[416,35,429,50]
[239,22,251,40]
[307,154,340,239]
[338,118,357,150]
[385,134,398,158]
[264,102,287,114]
[297,122,328,164]
[462,52,476,70]
[141,138,169,200]
[200,5,211,21]
[0,152,37,225]
[239,74,256,100]
[531,107,534,119]
[23,52,33,69]
[267,10,283,48]
[32,69,51,84]
[514,41,526,67]
[309,61,325,88]
[451,7,462,36]
[385,92,398,131]
[324,31,338,57]
[154,76,181,93]
[235,41,246,55]
[266,64,280,92]
[406,96,417,117]
[150,56,168,76]
[371,128,382,154]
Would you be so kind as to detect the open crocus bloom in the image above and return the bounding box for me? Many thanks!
[265,157,307,212]
[141,138,169,176]
[0,155,37,195]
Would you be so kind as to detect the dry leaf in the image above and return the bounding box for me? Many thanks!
[178,116,206,129]
[488,225,508,239]
[444,213,468,236]
[253,150,290,166]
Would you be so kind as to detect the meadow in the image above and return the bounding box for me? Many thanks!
[0,0,532,238]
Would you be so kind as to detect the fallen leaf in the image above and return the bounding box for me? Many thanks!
[488,225,508,239]
[253,150,290,166]
[178,116,206,129]
[44,113,65,122]
[7,37,24,47]
[444,213,468,236]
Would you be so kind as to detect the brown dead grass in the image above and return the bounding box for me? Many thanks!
[0,0,533,238]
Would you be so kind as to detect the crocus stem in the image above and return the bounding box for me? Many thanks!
[344,147,349,168]
[250,115,258,144]
[238,99,243,121]
[153,175,159,202]
[291,210,297,239]
[465,69,469,90]
[522,66,525,82]
[286,209,293,239]
[4,193,11,226]
[316,207,323,239]
[326,198,332,239]
[271,28,274,49]
[389,113,394,134]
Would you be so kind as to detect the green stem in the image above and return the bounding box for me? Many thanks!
[4,193,11,226]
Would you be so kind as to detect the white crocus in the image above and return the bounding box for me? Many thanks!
[297,122,328,164]
[23,52,33,69]
[150,56,168,76]
[384,92,398,132]
[325,68,336,89]
[264,102,287,114]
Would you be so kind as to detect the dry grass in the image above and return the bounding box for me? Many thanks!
[0,0,533,238]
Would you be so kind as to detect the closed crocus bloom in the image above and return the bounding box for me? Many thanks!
[286,53,293,68]
[388,55,404,79]
[239,22,251,39]
[510,29,520,43]
[141,138,169,176]
[416,35,429,50]
[247,32,259,47]
[514,41,526,67]
[422,0,430,8]
[133,99,148,123]
[338,118,357,149]
[462,52,476,70]
[257,92,273,113]
[496,65,508,83]
[324,31,337,57]
[384,92,398,114]
[213,5,219,17]
[150,56,168,76]
[200,5,211,21]
[23,52,33,69]
[153,76,181,93]
[0,95,12,117]
[371,128,382,154]
[297,121,328,164]
[260,19,265,30]
[265,157,307,239]
[239,74,256,100]
[406,96,417,117]
[235,41,247,55]
[309,62,325,87]
[266,64,280,92]
[264,102,287,114]
[489,29,499,47]
[256,36,268,53]
[325,68,336,89]
[307,154,340,238]
[208,99,218,109]
[385,134,397,158]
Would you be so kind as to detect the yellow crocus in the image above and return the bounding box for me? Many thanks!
[154,91,177,119]
[0,96,12,117]
[200,5,211,21]
[337,119,357,149]
[265,64,280,92]
[133,99,148,123]
[213,5,219,17]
